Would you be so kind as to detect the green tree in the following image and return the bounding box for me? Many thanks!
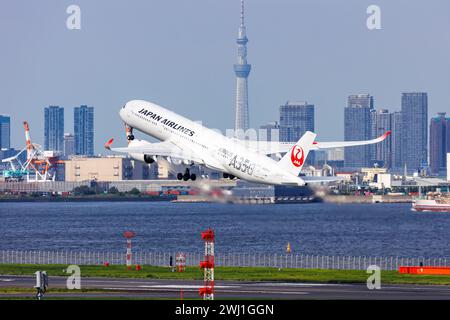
[73,185,95,196]
[128,187,141,195]
[108,186,119,194]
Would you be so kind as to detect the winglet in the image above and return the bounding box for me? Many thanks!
[104,138,114,150]
[381,131,391,140]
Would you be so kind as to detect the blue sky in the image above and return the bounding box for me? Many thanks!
[1,0,449,153]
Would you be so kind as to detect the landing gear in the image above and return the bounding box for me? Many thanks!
[178,169,197,181]
[125,125,134,141]
[223,173,235,180]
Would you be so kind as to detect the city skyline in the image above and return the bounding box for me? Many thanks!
[1,1,450,154]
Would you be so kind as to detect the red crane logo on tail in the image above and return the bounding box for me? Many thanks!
[290,145,305,167]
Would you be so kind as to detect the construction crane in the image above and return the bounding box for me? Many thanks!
[1,121,63,182]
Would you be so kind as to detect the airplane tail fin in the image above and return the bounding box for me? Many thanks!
[277,131,317,176]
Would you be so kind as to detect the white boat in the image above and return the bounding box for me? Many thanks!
[413,193,450,212]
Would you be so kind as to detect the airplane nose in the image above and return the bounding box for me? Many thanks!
[119,105,127,121]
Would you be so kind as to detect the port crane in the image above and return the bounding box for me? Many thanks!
[1,121,63,182]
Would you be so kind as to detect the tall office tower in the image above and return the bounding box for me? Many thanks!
[401,92,428,173]
[0,115,11,149]
[280,101,315,164]
[279,101,315,142]
[74,105,94,156]
[44,106,64,152]
[371,109,393,168]
[391,111,403,170]
[344,94,374,168]
[430,112,450,175]
[234,0,251,132]
[63,133,75,158]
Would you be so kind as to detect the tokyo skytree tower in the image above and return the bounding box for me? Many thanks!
[234,0,251,132]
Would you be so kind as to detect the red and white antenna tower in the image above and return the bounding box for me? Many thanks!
[123,231,135,269]
[199,228,215,300]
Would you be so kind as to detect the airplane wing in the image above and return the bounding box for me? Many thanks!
[105,139,204,164]
[240,131,391,155]
[312,131,391,150]
[301,176,345,184]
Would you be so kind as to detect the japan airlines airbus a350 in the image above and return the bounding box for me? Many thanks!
[105,100,390,186]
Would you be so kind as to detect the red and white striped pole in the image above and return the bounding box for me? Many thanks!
[123,231,135,269]
[199,228,215,300]
[23,121,33,160]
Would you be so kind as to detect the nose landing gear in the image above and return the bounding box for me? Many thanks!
[125,125,134,142]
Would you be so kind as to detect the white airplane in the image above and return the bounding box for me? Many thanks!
[106,100,390,186]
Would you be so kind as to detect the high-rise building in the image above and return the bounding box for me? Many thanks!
[259,121,280,141]
[74,105,94,156]
[371,109,393,168]
[391,111,403,170]
[279,101,315,142]
[234,0,251,132]
[430,112,450,175]
[447,153,450,181]
[344,94,374,168]
[279,101,315,165]
[0,115,11,149]
[63,133,75,158]
[44,106,64,152]
[401,92,428,173]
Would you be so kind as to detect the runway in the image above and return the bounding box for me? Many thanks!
[1,275,450,299]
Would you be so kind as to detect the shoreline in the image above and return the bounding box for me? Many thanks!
[0,196,175,203]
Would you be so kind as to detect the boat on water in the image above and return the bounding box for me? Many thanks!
[412,192,450,212]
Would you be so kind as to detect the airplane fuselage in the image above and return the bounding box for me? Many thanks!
[120,100,304,185]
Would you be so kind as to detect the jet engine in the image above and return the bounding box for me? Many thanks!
[129,153,155,164]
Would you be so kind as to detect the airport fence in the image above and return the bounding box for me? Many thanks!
[1,250,450,271]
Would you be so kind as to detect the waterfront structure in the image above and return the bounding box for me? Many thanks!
[0,115,11,149]
[74,105,94,156]
[44,106,64,152]
[64,156,157,182]
[0,148,23,171]
[63,133,75,158]
[401,92,428,173]
[344,94,374,168]
[234,0,251,132]
[430,112,450,175]
[371,109,393,168]
[279,101,315,142]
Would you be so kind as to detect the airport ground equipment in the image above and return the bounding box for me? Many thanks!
[123,231,135,269]
[199,228,215,300]
[34,271,48,300]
